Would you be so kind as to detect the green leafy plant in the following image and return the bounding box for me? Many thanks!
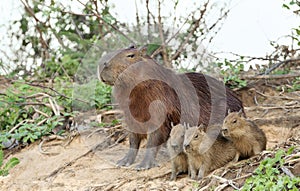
[287,77,300,92]
[219,59,247,89]
[0,79,75,146]
[242,148,300,191]
[0,149,20,176]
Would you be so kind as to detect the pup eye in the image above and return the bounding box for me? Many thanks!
[127,54,135,58]
[194,134,198,139]
[232,119,237,123]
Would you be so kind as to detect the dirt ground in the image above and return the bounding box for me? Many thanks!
[1,84,300,191]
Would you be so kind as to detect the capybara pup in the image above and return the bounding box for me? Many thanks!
[167,123,188,180]
[222,110,267,161]
[184,124,236,180]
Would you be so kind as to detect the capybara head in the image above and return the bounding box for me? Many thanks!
[183,124,206,153]
[98,46,149,85]
[222,110,245,138]
[169,123,185,153]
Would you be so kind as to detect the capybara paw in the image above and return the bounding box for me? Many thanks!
[170,174,176,181]
[135,159,158,170]
[117,156,134,167]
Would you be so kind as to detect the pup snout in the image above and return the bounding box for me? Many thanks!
[184,143,190,149]
[221,128,228,136]
[221,128,228,133]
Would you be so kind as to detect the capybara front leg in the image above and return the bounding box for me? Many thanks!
[117,133,141,167]
[135,146,159,170]
[135,130,166,170]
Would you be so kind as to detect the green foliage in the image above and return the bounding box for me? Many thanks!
[0,149,20,176]
[0,77,112,146]
[287,77,300,92]
[90,119,120,128]
[242,148,300,191]
[72,80,112,111]
[94,82,113,110]
[219,59,247,89]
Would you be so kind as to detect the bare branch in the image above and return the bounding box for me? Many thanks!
[157,0,170,67]
[20,0,50,59]
[259,57,300,75]
[241,72,300,80]
[75,0,135,44]
[171,0,210,61]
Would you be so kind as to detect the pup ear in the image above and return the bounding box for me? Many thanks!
[238,109,244,117]
[197,124,206,132]
[183,122,189,130]
[227,109,231,114]
[170,122,174,128]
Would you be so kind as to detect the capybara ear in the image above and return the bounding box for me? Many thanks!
[139,45,148,57]
[227,109,231,114]
[128,44,137,49]
[183,122,188,130]
[238,109,244,117]
[198,124,206,132]
[170,122,174,127]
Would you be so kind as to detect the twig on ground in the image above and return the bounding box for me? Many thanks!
[38,135,66,155]
[281,166,295,178]
[8,119,34,134]
[255,90,300,101]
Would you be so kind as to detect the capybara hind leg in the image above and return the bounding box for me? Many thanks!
[253,144,262,155]
[117,133,141,167]
[232,152,240,163]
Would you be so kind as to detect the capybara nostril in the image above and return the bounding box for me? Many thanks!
[184,144,190,149]
[221,128,228,133]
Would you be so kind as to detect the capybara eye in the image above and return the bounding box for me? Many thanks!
[127,54,135,58]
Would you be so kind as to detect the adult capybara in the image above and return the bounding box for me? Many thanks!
[183,124,236,180]
[222,110,267,161]
[167,123,188,180]
[98,46,244,169]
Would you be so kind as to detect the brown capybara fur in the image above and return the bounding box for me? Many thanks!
[183,124,237,180]
[167,123,188,180]
[98,46,244,169]
[222,110,267,161]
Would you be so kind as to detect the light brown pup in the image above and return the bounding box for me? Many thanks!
[167,123,188,180]
[222,110,267,162]
[184,124,236,180]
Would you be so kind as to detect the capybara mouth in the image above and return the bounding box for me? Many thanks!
[101,77,114,86]
[221,129,228,137]
[174,148,183,153]
[184,147,192,153]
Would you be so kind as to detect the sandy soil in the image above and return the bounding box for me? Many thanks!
[1,87,300,191]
